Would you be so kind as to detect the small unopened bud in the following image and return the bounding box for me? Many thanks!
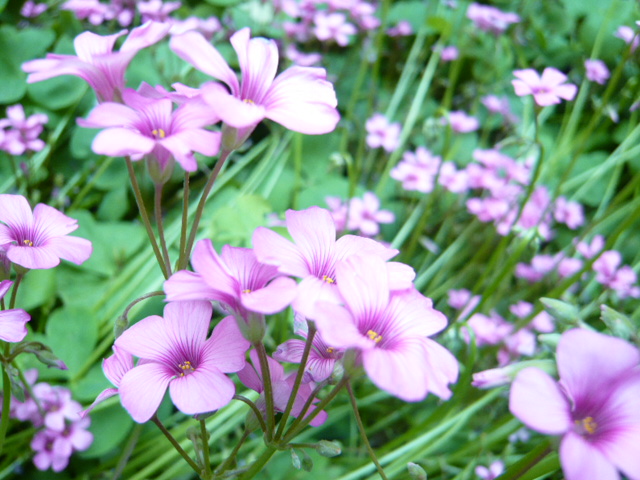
[316,440,342,457]
[114,315,129,339]
[600,305,633,340]
[291,449,301,470]
[539,297,579,324]
[407,462,427,480]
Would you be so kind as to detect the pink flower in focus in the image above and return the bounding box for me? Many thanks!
[512,68,578,107]
[170,28,339,146]
[81,346,133,417]
[585,59,610,85]
[510,329,640,480]
[366,113,401,152]
[23,22,170,103]
[443,111,480,133]
[0,194,92,270]
[313,11,357,46]
[0,280,30,343]
[311,255,458,401]
[115,302,249,422]
[346,192,395,237]
[78,86,221,174]
[467,3,520,35]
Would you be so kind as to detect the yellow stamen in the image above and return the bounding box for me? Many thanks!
[577,416,597,435]
[152,128,166,139]
[23,239,33,246]
[366,330,382,344]
[178,360,195,377]
[243,99,255,104]
[326,347,335,354]
[322,275,335,284]
[242,289,251,294]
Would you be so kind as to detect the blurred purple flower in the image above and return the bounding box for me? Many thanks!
[0,104,48,155]
[467,3,520,35]
[366,113,401,152]
[585,59,610,85]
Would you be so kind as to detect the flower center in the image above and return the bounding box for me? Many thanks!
[366,330,382,344]
[23,239,34,246]
[242,289,251,293]
[152,128,166,139]
[243,99,255,104]
[575,416,597,435]
[326,347,335,354]
[178,360,195,376]
[322,275,335,284]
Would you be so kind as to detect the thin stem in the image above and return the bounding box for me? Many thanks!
[125,158,170,279]
[215,430,250,475]
[177,171,190,271]
[346,381,389,480]
[232,395,268,434]
[151,415,202,477]
[238,445,277,480]
[154,183,172,278]
[111,424,143,480]
[199,420,212,480]
[181,150,232,270]
[121,291,165,321]
[274,325,316,441]
[0,344,12,455]
[9,273,23,310]
[254,342,275,439]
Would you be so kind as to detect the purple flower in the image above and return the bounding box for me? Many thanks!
[0,194,92,270]
[467,3,520,35]
[585,59,610,85]
[23,22,170,103]
[169,27,339,147]
[443,111,480,133]
[440,46,459,62]
[311,254,458,401]
[475,460,504,480]
[0,280,30,342]
[313,11,357,46]
[21,1,48,18]
[390,147,441,193]
[78,86,221,173]
[0,104,48,155]
[346,192,395,237]
[510,329,640,480]
[615,25,639,52]
[115,302,249,423]
[365,113,401,152]
[512,68,578,107]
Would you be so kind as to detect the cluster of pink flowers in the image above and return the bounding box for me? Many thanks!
[325,192,395,236]
[466,3,520,35]
[510,329,640,480]
[365,113,401,152]
[20,0,48,18]
[10,370,93,472]
[0,105,48,156]
[481,95,517,124]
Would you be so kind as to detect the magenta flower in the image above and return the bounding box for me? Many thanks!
[0,280,30,342]
[23,22,170,103]
[313,11,357,46]
[252,206,414,317]
[512,68,578,107]
[390,147,441,193]
[443,111,480,133]
[510,329,640,480]
[78,86,221,173]
[346,192,395,237]
[311,254,458,401]
[164,240,297,316]
[169,28,339,145]
[0,194,92,270]
[115,302,249,423]
[585,59,610,85]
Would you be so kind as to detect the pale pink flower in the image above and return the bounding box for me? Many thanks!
[168,16,222,40]
[441,46,459,62]
[0,280,30,343]
[585,59,610,85]
[510,329,640,480]
[553,196,584,229]
[285,44,322,67]
[115,302,249,422]
[23,22,170,103]
[475,460,504,479]
[311,254,458,401]
[465,312,512,346]
[443,111,480,133]
[615,25,639,52]
[439,162,469,193]
[467,3,520,35]
[0,104,48,155]
[387,20,413,37]
[170,27,339,147]
[81,346,133,417]
[593,251,640,298]
[512,68,578,107]
[21,0,48,17]
[137,0,181,23]
[577,234,605,259]
[346,192,395,237]
[0,194,92,270]
[509,301,533,318]
[366,113,401,152]
[558,257,583,278]
[313,11,357,46]
[515,254,557,282]
[472,367,512,389]
[390,147,441,193]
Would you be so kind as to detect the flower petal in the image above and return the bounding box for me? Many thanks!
[252,226,310,278]
[241,276,297,314]
[164,270,219,302]
[44,236,92,265]
[560,432,620,480]
[0,194,34,232]
[119,363,172,423]
[0,309,30,342]
[201,315,249,373]
[169,366,235,415]
[7,245,60,269]
[92,128,156,157]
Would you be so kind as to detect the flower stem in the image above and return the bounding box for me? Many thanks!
[0,344,12,455]
[177,171,190,271]
[180,150,232,271]
[121,291,165,321]
[497,439,553,480]
[151,415,202,477]
[346,381,389,480]
[8,273,23,310]
[238,444,278,480]
[232,394,267,434]
[274,324,316,441]
[111,424,143,480]
[199,419,212,479]
[125,158,170,279]
[215,429,250,475]
[254,342,275,439]
[154,183,172,278]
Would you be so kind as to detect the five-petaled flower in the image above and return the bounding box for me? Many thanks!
[512,68,577,107]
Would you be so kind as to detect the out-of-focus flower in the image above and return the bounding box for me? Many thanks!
[285,45,322,66]
[346,192,395,237]
[313,11,357,46]
[137,0,181,23]
[576,235,605,259]
[0,194,92,270]
[390,147,441,192]
[475,460,505,480]
[584,59,610,85]
[512,68,578,107]
[387,20,413,37]
[593,251,640,298]
[0,104,48,155]
[510,329,640,480]
[467,3,520,35]
[168,16,222,40]
[481,95,518,123]
[0,280,30,342]
[553,196,584,230]
[614,25,639,52]
[365,113,401,152]
[443,111,479,133]
[440,46,459,62]
[21,0,48,17]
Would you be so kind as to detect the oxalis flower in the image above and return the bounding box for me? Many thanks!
[311,254,459,402]
[170,27,340,149]
[510,329,640,480]
[0,280,30,342]
[0,194,92,270]
[115,301,250,423]
[512,68,577,107]
[23,22,170,103]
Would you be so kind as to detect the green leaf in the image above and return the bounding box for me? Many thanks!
[80,402,134,458]
[600,305,634,340]
[210,193,272,247]
[15,268,57,311]
[45,306,98,378]
[204,0,243,6]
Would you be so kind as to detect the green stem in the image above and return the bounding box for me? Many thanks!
[274,324,316,441]
[215,430,250,475]
[111,424,143,480]
[254,342,275,439]
[177,171,190,271]
[199,419,212,480]
[121,291,164,322]
[8,273,23,310]
[125,158,170,279]
[232,394,267,434]
[238,445,277,480]
[0,344,12,455]
[180,150,232,270]
[151,416,202,478]
[346,381,389,480]
[496,440,552,480]
[154,183,172,278]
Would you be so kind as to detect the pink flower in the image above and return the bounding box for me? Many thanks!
[553,196,584,229]
[137,0,181,23]
[443,110,480,133]
[0,280,30,342]
[115,302,250,422]
[21,1,48,17]
[387,20,413,37]
[577,234,605,259]
[585,59,610,85]
[512,68,578,107]
[365,113,401,152]
[313,11,357,46]
[23,22,170,103]
[78,86,221,174]
[390,147,441,193]
[615,25,639,52]
[311,254,458,401]
[0,194,92,270]
[81,346,133,417]
[346,192,395,237]
[593,251,640,298]
[467,3,520,35]
[475,460,504,480]
[510,329,640,480]
[465,312,512,346]
[441,46,459,62]
[169,28,339,147]
[0,104,48,155]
